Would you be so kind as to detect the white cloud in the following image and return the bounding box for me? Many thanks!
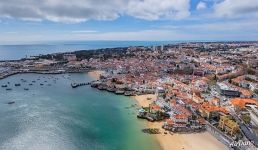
[0,0,127,23]
[214,0,258,18]
[2,19,257,44]
[127,0,190,20]
[0,0,190,23]
[196,1,207,10]
[161,19,258,33]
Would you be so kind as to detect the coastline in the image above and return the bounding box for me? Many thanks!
[0,73,161,150]
[3,70,228,150]
[1,41,256,149]
[87,71,227,150]
[132,94,228,150]
[88,70,104,80]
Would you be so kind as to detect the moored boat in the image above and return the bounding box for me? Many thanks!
[107,87,116,92]
[15,83,21,86]
[97,85,107,90]
[7,101,15,105]
[124,91,135,96]
[1,85,7,87]
[115,90,125,95]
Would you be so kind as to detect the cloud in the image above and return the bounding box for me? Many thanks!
[196,1,207,10]
[161,19,258,33]
[0,0,127,23]
[0,0,190,23]
[214,0,258,18]
[2,18,257,44]
[126,0,190,20]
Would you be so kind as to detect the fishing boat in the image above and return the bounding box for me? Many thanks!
[15,83,21,86]
[1,85,7,88]
[97,85,107,90]
[21,79,27,82]
[115,90,125,95]
[124,91,134,96]
[107,87,116,92]
[7,101,15,105]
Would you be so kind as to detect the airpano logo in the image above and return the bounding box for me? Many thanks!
[230,140,254,147]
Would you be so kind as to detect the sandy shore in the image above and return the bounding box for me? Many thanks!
[88,70,104,80]
[131,94,156,107]
[132,94,227,150]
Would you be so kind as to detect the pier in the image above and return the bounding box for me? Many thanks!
[71,82,90,88]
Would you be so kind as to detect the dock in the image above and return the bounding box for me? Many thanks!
[71,82,90,88]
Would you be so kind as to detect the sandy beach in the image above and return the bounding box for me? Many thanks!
[132,94,227,150]
[87,73,227,150]
[88,70,104,80]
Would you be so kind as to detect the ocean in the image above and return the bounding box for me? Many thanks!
[0,41,177,60]
[0,73,161,150]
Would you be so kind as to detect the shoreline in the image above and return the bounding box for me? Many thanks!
[88,70,104,80]
[132,94,228,150]
[1,70,229,150]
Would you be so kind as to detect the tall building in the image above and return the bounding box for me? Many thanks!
[152,46,156,51]
[161,45,164,51]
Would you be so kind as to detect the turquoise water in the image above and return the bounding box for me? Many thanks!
[0,41,177,60]
[0,73,161,150]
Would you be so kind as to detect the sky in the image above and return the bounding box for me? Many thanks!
[0,0,258,44]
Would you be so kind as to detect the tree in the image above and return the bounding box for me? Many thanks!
[241,114,251,124]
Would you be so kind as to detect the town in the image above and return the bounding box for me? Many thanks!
[1,41,258,149]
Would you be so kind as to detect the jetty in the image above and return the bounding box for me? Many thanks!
[71,82,90,88]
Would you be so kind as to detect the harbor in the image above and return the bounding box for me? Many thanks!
[0,41,257,150]
[0,73,161,150]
